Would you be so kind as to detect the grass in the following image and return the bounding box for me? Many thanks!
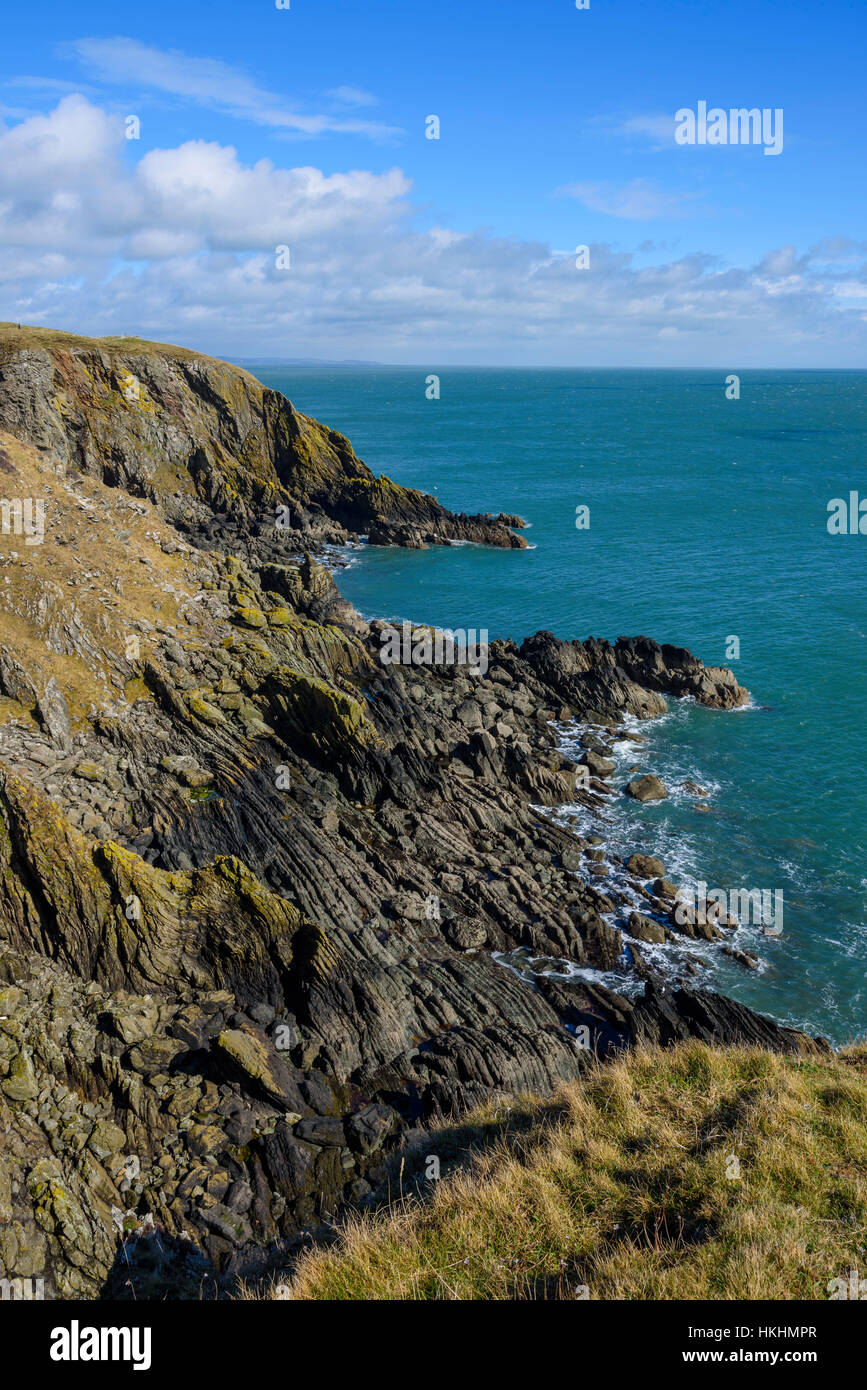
[0,429,203,722]
[0,321,262,382]
[264,1041,867,1301]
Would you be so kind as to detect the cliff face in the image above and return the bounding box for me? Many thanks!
[0,327,784,1302]
[0,324,527,552]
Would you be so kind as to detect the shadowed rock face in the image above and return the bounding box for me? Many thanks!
[613,636,750,710]
[518,631,749,714]
[0,329,813,1299]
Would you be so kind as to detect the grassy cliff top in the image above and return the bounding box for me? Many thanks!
[271,1040,867,1301]
[0,321,260,381]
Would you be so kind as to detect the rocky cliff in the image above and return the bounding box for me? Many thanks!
[0,324,526,553]
[0,328,811,1301]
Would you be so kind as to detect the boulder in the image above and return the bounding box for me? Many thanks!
[651,877,679,900]
[580,750,616,778]
[213,1028,305,1114]
[127,1037,185,1076]
[627,911,666,944]
[345,1104,398,1156]
[455,700,483,730]
[625,775,668,802]
[444,916,488,950]
[627,853,666,879]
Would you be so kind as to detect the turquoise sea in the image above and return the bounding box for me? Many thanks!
[250,366,867,1045]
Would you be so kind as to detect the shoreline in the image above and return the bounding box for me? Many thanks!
[326,530,856,1050]
[324,539,798,1029]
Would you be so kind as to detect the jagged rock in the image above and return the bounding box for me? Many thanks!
[35,678,72,752]
[75,762,106,783]
[87,1120,126,1160]
[518,631,669,720]
[669,902,725,942]
[345,1104,398,1156]
[294,1116,345,1147]
[160,755,212,788]
[200,1203,252,1246]
[455,700,484,730]
[128,1038,185,1076]
[613,637,749,710]
[1,1051,37,1102]
[213,1029,304,1114]
[382,893,428,924]
[627,983,824,1053]
[444,916,488,950]
[721,945,760,970]
[0,647,36,705]
[582,918,623,971]
[103,996,160,1045]
[651,877,678,901]
[187,1123,227,1158]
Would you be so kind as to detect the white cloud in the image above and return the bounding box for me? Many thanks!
[1,97,865,365]
[613,114,676,148]
[558,178,706,220]
[8,75,99,94]
[0,93,118,182]
[831,281,867,299]
[325,86,378,108]
[757,245,804,277]
[66,37,402,141]
[135,142,410,251]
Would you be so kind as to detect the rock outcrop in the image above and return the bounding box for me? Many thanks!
[0,327,811,1301]
[613,636,749,710]
[0,324,526,553]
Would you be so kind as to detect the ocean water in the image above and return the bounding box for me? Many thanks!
[250,366,867,1045]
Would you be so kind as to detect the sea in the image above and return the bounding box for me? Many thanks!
[247,365,867,1046]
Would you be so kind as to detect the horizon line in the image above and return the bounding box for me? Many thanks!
[228,359,867,372]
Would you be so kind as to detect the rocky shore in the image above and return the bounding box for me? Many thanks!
[0,327,827,1299]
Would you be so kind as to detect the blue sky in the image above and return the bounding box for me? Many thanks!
[1,0,865,364]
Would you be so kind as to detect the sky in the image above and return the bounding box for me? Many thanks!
[0,0,865,365]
